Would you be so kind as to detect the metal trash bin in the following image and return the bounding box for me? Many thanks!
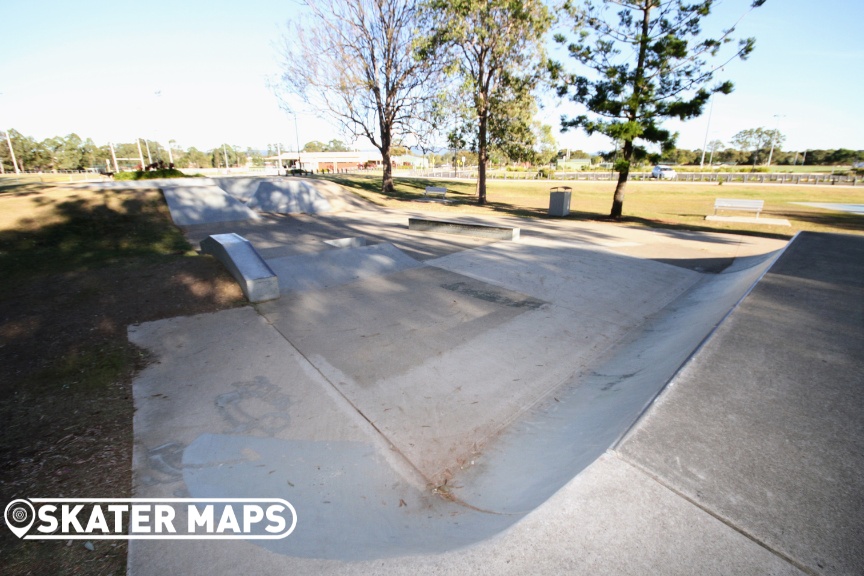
[548,186,572,216]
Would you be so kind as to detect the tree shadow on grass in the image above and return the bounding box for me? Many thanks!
[0,191,191,287]
[0,187,246,575]
[771,209,864,235]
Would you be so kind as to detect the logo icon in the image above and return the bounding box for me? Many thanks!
[4,499,35,539]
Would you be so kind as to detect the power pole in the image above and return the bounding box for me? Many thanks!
[6,130,20,174]
[109,141,119,172]
[699,94,715,169]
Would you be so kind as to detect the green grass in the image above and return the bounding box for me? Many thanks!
[114,168,195,180]
[0,187,193,292]
[322,174,864,238]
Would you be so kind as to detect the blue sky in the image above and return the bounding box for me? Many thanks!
[1,0,861,155]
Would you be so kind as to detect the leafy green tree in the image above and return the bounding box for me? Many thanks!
[325,139,351,152]
[553,0,765,219]
[731,127,783,166]
[278,0,446,195]
[181,147,211,169]
[303,141,327,153]
[7,136,35,171]
[425,0,552,204]
[660,147,698,165]
[827,148,861,165]
[706,139,724,166]
[246,147,264,167]
[534,123,558,165]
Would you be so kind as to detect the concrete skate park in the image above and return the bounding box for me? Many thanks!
[121,176,862,574]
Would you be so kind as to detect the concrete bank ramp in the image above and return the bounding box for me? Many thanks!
[129,234,800,567]
[247,180,332,214]
[161,183,259,225]
[211,175,363,212]
[443,240,779,513]
[108,176,364,226]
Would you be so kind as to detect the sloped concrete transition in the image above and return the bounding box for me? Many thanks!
[125,177,818,567]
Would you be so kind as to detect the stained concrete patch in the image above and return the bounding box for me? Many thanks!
[265,242,423,293]
[161,184,259,225]
[428,237,703,325]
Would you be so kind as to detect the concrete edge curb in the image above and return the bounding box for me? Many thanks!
[408,217,520,241]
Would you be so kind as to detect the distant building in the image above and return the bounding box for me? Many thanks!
[391,154,429,168]
[266,151,383,172]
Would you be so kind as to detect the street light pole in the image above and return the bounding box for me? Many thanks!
[699,93,715,169]
[293,112,301,171]
[136,139,145,170]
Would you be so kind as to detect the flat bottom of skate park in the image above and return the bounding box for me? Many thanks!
[118,176,862,575]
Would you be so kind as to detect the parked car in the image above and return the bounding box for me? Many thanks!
[651,165,677,179]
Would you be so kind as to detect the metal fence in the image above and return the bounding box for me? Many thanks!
[391,169,861,186]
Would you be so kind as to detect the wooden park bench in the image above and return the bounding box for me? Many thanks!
[714,198,764,218]
[423,186,448,200]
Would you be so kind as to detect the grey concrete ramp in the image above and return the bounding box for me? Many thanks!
[446,247,779,513]
[247,180,333,214]
[258,238,709,487]
[209,177,262,201]
[131,223,863,573]
[161,183,259,225]
[207,176,362,212]
[618,232,864,575]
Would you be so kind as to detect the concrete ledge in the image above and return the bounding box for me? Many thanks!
[200,233,279,302]
[323,237,367,248]
[408,218,520,241]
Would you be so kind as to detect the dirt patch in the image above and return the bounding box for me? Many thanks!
[0,185,244,575]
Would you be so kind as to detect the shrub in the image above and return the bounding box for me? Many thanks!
[537,167,555,179]
[114,169,188,181]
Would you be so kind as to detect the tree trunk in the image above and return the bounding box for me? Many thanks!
[381,153,394,195]
[477,111,488,205]
[609,140,633,220]
[610,2,650,220]
[380,130,394,195]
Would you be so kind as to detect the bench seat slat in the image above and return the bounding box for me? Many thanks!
[424,186,448,198]
[714,198,764,217]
